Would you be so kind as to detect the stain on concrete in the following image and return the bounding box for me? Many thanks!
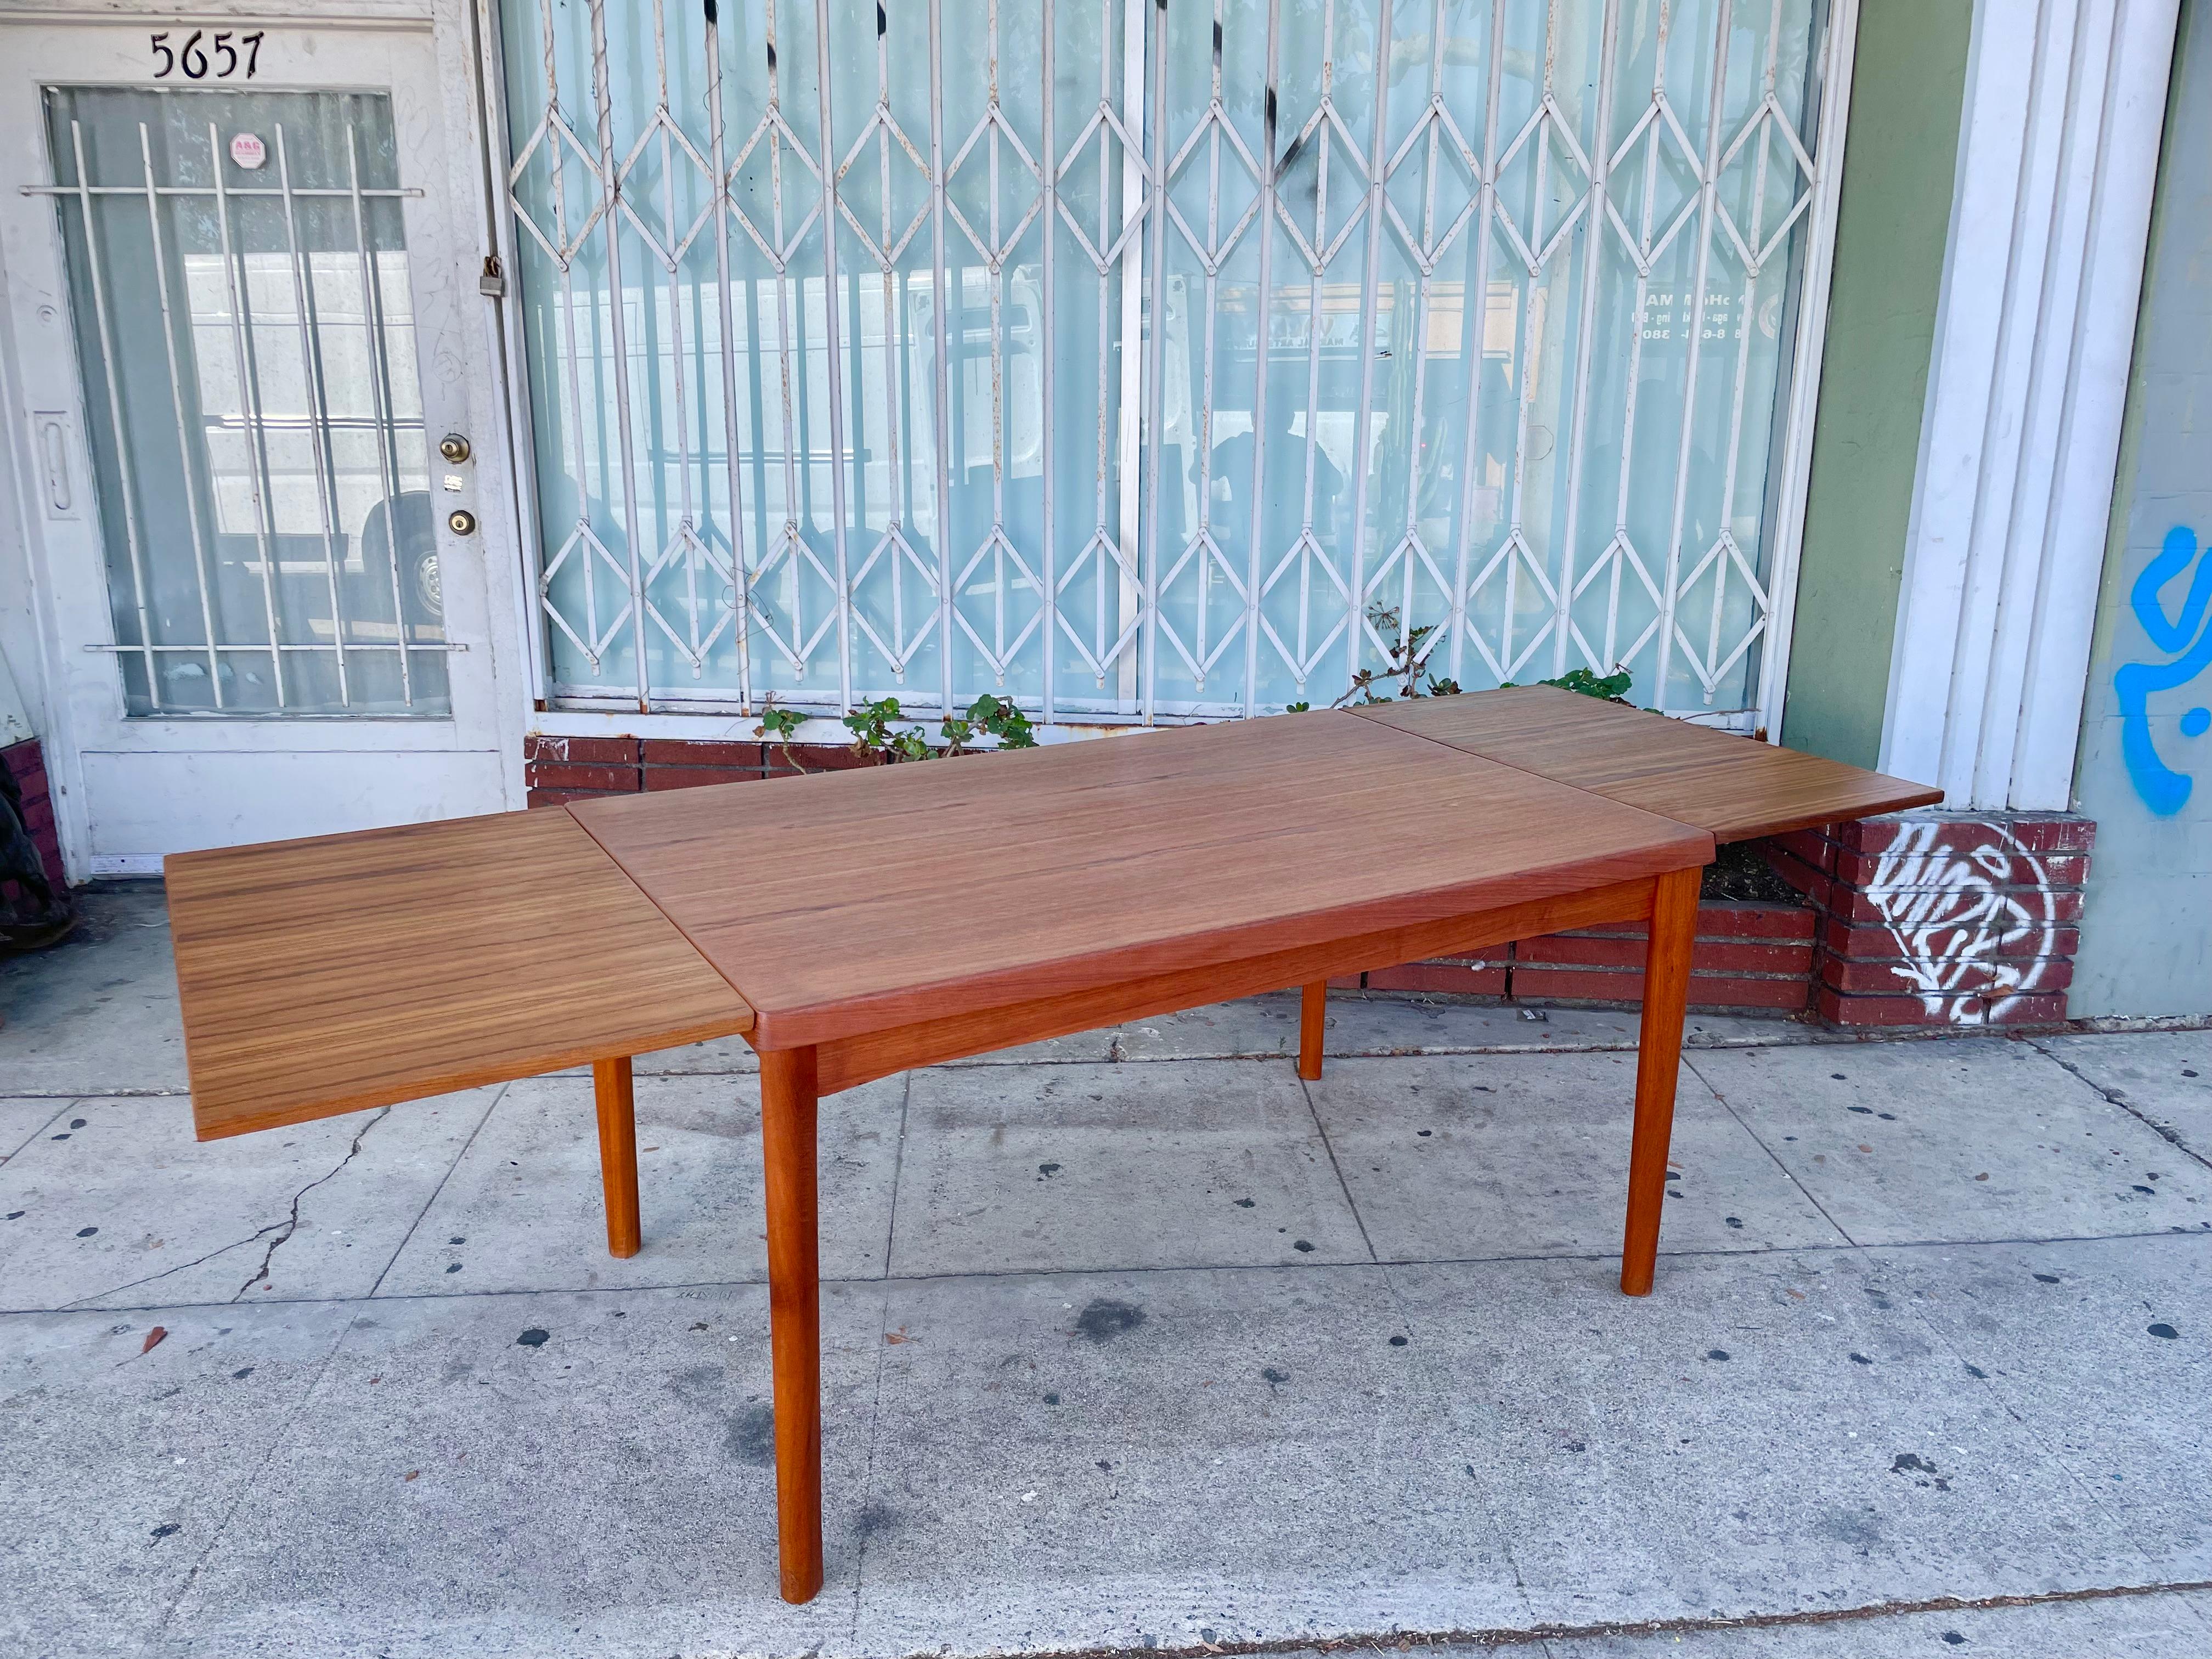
[853,1499,896,1541]
[1891,1452,1951,1491]
[727,1401,775,1465]
[1074,1297,1144,1342]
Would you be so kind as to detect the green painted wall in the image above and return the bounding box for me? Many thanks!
[1779,0,1972,765]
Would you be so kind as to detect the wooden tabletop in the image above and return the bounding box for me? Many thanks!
[168,809,754,1141]
[567,709,1714,1049]
[1353,687,1943,841]
[166,692,1937,1129]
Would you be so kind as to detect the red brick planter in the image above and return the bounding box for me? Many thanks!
[2,737,65,896]
[1358,898,1814,1015]
[524,734,888,808]
[1764,812,2091,1029]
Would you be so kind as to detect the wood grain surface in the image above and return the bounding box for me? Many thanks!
[1353,686,1942,841]
[571,710,1712,1049]
[1299,981,1327,1081]
[1620,865,1701,1295]
[594,1056,642,1259]
[168,810,754,1141]
[809,875,1660,1094]
[759,1045,823,1604]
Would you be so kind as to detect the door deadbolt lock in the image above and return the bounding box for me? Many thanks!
[447,508,478,536]
[438,432,472,464]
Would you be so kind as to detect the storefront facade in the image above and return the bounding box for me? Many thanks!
[0,0,2200,1022]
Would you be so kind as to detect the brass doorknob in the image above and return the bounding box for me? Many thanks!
[438,433,472,464]
[448,509,477,536]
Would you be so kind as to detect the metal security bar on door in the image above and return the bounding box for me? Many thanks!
[33,89,454,717]
[492,0,1845,729]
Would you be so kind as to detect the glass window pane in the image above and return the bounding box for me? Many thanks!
[44,86,446,717]
[501,0,1830,724]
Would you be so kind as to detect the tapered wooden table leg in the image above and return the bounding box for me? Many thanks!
[1621,866,1701,1296]
[759,1045,823,1605]
[1298,981,1327,1080]
[593,1056,641,1259]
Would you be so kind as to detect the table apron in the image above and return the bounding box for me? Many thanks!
[808,872,1666,1096]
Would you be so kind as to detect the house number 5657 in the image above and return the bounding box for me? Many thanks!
[150,30,264,79]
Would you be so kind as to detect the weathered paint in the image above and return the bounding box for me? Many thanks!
[2073,0,2212,1018]
[0,642,33,748]
[1780,0,1971,767]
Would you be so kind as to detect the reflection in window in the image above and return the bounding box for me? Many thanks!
[43,86,445,716]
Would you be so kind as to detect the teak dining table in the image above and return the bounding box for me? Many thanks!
[164,688,1939,1604]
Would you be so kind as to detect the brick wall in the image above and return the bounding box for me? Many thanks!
[1764,811,2092,1028]
[524,735,882,807]
[2,736,66,899]
[1359,899,1814,1015]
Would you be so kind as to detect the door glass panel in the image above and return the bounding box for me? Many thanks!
[500,0,1832,726]
[43,86,447,716]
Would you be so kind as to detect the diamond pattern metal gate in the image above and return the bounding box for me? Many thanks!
[490,0,1846,727]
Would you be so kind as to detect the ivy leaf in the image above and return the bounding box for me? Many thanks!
[754,704,805,740]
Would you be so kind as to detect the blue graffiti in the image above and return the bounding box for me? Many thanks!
[2117,525,2212,816]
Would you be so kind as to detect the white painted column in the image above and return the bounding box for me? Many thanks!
[1881,0,2179,810]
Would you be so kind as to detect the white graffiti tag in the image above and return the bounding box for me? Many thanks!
[1865,821,2059,1020]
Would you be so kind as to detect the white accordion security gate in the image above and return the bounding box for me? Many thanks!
[487,0,1850,730]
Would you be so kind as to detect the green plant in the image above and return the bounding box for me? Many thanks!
[842,697,929,761]
[1329,602,1462,707]
[1502,664,1635,703]
[754,693,1038,768]
[958,692,1037,751]
[754,704,805,741]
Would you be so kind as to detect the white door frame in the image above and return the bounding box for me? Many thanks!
[0,0,531,876]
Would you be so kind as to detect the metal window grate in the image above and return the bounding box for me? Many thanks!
[33,87,454,718]
[492,0,1845,729]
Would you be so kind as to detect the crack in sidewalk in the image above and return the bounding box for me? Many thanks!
[2026,1037,2212,1174]
[233,1108,391,1299]
[149,1312,357,1646]
[61,1221,284,1310]
[55,1109,393,1312]
[1021,1578,2212,1659]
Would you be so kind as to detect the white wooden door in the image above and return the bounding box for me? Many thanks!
[0,18,523,874]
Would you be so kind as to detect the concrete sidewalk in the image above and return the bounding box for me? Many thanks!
[1,889,2207,1659]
